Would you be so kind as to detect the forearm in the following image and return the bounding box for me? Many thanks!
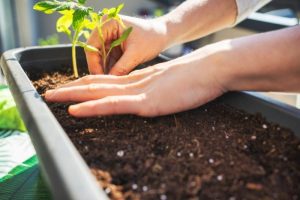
[213,26,300,92]
[158,0,237,48]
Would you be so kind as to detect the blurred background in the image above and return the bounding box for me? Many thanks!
[0,0,299,108]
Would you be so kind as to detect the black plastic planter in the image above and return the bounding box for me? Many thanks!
[1,45,300,200]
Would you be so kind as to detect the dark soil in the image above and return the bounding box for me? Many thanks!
[28,66,300,200]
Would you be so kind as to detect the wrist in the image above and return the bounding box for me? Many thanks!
[199,40,236,93]
[156,14,186,49]
[150,17,172,51]
[206,38,276,93]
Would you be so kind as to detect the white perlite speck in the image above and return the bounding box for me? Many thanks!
[132,184,138,190]
[217,175,223,181]
[104,187,111,194]
[262,124,268,129]
[117,150,124,157]
[142,186,148,192]
[251,135,257,140]
[160,194,167,200]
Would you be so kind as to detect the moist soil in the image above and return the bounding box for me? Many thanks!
[28,66,300,200]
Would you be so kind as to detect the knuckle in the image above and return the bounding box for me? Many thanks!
[138,97,158,117]
[107,96,120,113]
[114,67,129,76]
[88,102,98,112]
[82,75,93,84]
[87,83,98,93]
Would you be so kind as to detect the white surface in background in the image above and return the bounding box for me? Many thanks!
[248,12,299,26]
[261,92,300,109]
[0,72,5,85]
[14,0,37,46]
[235,0,271,24]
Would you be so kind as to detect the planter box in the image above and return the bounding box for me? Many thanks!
[1,45,300,200]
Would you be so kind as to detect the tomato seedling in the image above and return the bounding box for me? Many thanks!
[34,0,132,77]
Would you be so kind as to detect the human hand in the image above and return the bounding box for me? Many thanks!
[46,26,300,116]
[86,15,169,75]
[45,47,226,117]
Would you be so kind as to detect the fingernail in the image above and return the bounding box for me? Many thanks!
[45,90,54,99]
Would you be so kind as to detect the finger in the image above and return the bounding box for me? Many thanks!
[68,95,144,117]
[106,46,123,72]
[57,71,150,88]
[45,84,134,102]
[109,46,141,76]
[85,29,104,74]
[129,65,160,76]
[58,75,130,88]
[86,51,104,75]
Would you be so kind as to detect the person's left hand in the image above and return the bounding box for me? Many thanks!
[45,47,226,117]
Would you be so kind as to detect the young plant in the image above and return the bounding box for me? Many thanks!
[92,4,133,73]
[33,0,132,77]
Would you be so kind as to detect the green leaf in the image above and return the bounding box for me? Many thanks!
[33,1,75,14]
[78,0,86,4]
[115,3,124,16]
[109,3,124,18]
[72,9,89,30]
[100,7,109,16]
[56,11,73,36]
[77,41,99,52]
[110,27,132,49]
[33,1,60,14]
[33,1,92,15]
[90,11,99,22]
[82,19,96,30]
[100,3,124,19]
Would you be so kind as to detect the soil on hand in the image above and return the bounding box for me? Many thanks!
[28,67,300,200]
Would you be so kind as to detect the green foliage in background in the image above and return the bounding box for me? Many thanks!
[38,34,60,46]
[0,85,26,132]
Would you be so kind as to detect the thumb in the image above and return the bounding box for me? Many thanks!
[109,47,140,76]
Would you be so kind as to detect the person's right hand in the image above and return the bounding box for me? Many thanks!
[86,15,169,75]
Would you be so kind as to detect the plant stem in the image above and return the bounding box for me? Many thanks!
[98,18,107,73]
[102,54,107,74]
[72,42,79,78]
[72,31,80,78]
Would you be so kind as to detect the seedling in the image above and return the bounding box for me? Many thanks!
[91,4,132,73]
[34,0,132,77]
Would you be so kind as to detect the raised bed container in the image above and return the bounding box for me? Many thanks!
[1,45,299,200]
